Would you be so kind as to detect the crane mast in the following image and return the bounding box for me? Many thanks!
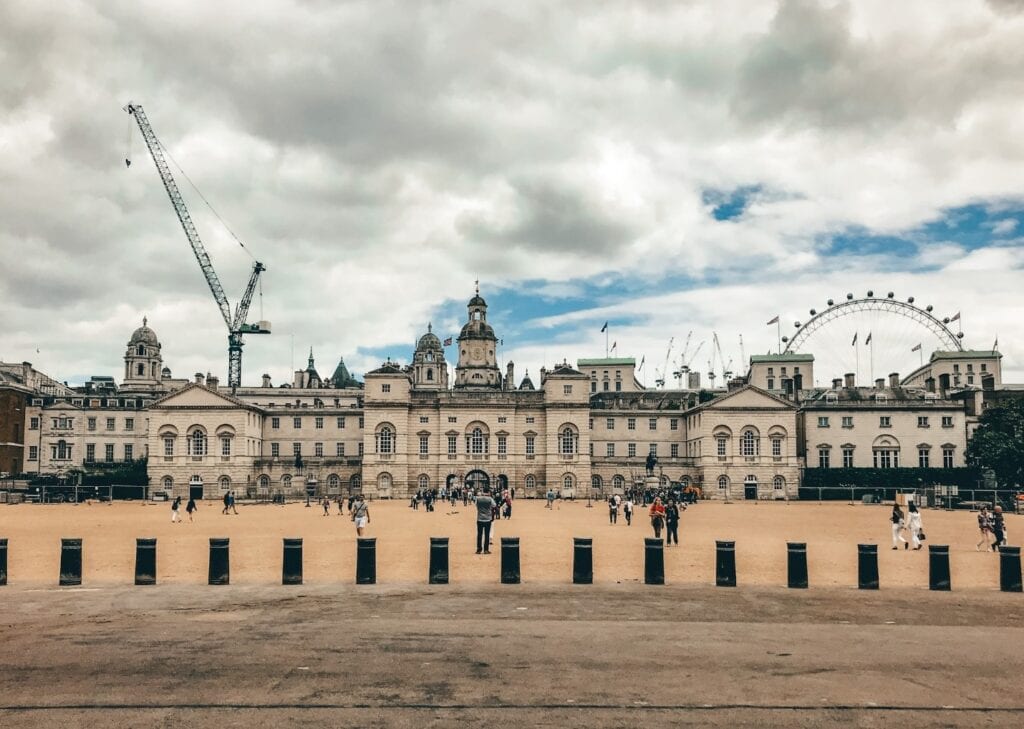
[125,103,269,390]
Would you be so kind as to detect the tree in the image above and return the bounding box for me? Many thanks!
[966,399,1024,488]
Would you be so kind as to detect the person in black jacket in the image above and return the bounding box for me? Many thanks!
[665,499,685,545]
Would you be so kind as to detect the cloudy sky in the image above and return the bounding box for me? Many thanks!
[2,0,1023,390]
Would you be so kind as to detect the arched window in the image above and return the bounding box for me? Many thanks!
[525,474,536,489]
[740,430,759,457]
[563,474,575,490]
[188,430,207,456]
[350,474,362,491]
[378,472,392,490]
[282,474,292,489]
[162,476,173,491]
[468,427,487,454]
[258,475,270,491]
[612,474,625,488]
[327,474,340,492]
[376,424,395,454]
[137,363,145,376]
[660,475,669,486]
[559,425,578,455]
[137,345,145,356]
[426,368,434,381]
[718,475,729,490]
[773,475,785,491]
[591,475,602,489]
[218,475,230,491]
[418,474,429,490]
[681,476,690,487]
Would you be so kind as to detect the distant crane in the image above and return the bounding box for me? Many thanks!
[676,340,705,387]
[713,332,730,382]
[654,337,675,389]
[125,103,270,390]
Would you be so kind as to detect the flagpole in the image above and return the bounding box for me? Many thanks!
[605,327,609,358]
[776,320,781,354]
[869,337,873,384]
[855,339,859,386]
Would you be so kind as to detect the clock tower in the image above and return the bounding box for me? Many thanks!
[454,285,502,389]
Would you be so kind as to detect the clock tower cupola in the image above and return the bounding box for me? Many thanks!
[454,284,501,389]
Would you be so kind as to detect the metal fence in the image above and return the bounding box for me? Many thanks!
[796,484,1022,512]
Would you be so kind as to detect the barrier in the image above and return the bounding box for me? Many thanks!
[283,538,303,585]
[715,540,736,587]
[429,537,449,584]
[928,545,951,591]
[0,538,7,586]
[857,544,879,590]
[644,537,664,584]
[134,538,157,586]
[999,546,1022,593]
[573,537,593,584]
[356,537,376,584]
[59,538,82,586]
[208,537,230,585]
[501,537,520,584]
[787,542,808,589]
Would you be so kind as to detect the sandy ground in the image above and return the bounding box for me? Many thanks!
[0,498,1018,587]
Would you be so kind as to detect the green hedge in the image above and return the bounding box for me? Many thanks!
[800,467,981,500]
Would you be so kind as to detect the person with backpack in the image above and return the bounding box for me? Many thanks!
[171,495,182,523]
[350,495,370,536]
[185,496,198,523]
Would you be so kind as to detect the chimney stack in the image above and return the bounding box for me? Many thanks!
[889,372,900,389]
[194,372,204,386]
[875,378,885,389]
[262,374,272,388]
[832,377,842,390]
[844,372,855,388]
[207,374,219,389]
[506,361,515,391]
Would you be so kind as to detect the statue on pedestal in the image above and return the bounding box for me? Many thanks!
[645,452,658,476]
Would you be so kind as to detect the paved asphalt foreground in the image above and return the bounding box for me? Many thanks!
[1,584,1023,728]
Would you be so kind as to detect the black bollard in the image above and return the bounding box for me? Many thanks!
[787,542,808,589]
[356,537,376,584]
[857,544,879,590]
[928,545,951,591]
[283,538,303,585]
[208,537,230,585]
[428,537,449,584]
[999,546,1022,593]
[0,538,7,586]
[135,538,157,586]
[573,537,593,584]
[644,537,664,585]
[715,540,736,587]
[501,537,521,584]
[59,538,82,586]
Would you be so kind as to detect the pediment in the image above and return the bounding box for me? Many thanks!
[702,385,795,411]
[150,383,253,410]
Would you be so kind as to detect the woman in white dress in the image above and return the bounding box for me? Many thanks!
[907,502,924,550]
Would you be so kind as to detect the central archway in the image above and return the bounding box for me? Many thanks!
[465,470,491,491]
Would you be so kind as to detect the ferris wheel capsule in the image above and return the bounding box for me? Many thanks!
[926,305,933,312]
[809,309,816,315]
[794,322,801,328]
[847,293,854,300]
[827,299,834,306]
[908,296,915,303]
[887,292,894,298]
[867,290,874,297]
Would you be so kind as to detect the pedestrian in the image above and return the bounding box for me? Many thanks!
[222,491,230,515]
[336,497,344,516]
[476,486,496,554]
[350,494,370,536]
[186,496,198,523]
[510,486,516,500]
[171,495,182,523]
[608,494,618,524]
[891,504,907,549]
[665,499,684,545]
[502,493,512,520]
[322,496,331,515]
[991,506,1006,551]
[624,496,633,526]
[229,491,238,514]
[907,502,924,550]
[976,506,993,551]
[649,496,666,540]
[546,489,555,509]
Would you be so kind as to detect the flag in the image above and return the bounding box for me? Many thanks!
[865,332,872,345]
[993,337,998,351]
[600,321,608,333]
[611,341,617,353]
[443,337,452,346]
[638,356,645,371]
[911,343,921,352]
[949,312,960,322]
[851,332,857,346]
[766,315,779,325]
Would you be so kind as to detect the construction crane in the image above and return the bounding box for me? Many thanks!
[712,332,729,382]
[675,340,705,387]
[124,103,270,390]
[671,331,692,385]
[654,337,674,389]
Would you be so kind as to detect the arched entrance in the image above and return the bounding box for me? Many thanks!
[465,470,490,492]
[497,474,509,493]
[188,475,204,501]
[744,474,758,500]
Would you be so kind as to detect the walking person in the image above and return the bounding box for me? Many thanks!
[185,496,198,523]
[608,495,618,524]
[976,506,993,551]
[649,496,666,540]
[229,491,238,514]
[336,497,344,516]
[665,498,684,545]
[476,487,496,554]
[891,504,907,549]
[546,489,555,509]
[624,496,634,526]
[991,506,1006,551]
[350,494,370,536]
[171,495,182,523]
[322,496,331,516]
[222,491,230,515]
[907,502,924,550]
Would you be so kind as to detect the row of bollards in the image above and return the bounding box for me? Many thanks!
[1,537,1020,591]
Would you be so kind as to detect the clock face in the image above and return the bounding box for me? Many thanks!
[470,346,483,361]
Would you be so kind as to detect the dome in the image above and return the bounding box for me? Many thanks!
[459,319,495,339]
[468,294,486,308]
[129,317,159,346]
[416,323,442,351]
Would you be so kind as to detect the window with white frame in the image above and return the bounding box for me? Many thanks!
[272,417,280,429]
[293,442,301,457]
[771,438,782,457]
[627,418,636,431]
[163,437,174,457]
[818,447,830,468]
[879,416,891,428]
[717,437,727,457]
[649,418,657,431]
[377,425,395,454]
[105,443,115,462]
[419,435,429,455]
[447,434,457,455]
[943,447,954,468]
[559,426,577,455]
[28,445,38,461]
[841,416,853,428]
[842,448,854,468]
[718,475,728,490]
[468,427,487,454]
[606,442,614,457]
[649,444,657,456]
[497,435,507,455]
[315,442,324,457]
[628,443,636,458]
[918,448,930,468]
[670,418,679,431]
[221,437,231,457]
[740,430,758,457]
[670,443,679,458]
[941,416,954,427]
[336,442,345,457]
[188,430,207,456]
[773,475,785,491]
[817,416,829,428]
[606,418,615,430]
[337,416,345,428]
[271,442,280,457]
[873,449,899,468]
[293,417,302,429]
[525,435,535,455]
[316,416,324,429]
[86,444,96,462]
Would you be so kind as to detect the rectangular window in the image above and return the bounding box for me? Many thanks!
[670,418,679,431]
[525,416,534,424]
[315,442,323,457]
[337,417,346,428]
[603,381,609,391]
[942,416,954,427]
[818,448,830,468]
[293,442,301,456]
[615,381,621,391]
[842,448,854,468]
[271,442,280,457]
[87,417,96,431]
[125,418,134,432]
[30,416,40,430]
[818,416,829,427]
[448,416,457,423]
[164,437,174,457]
[316,416,324,429]
[767,378,775,390]
[873,450,898,468]
[28,445,38,461]
[918,448,930,468]
[525,436,535,455]
[272,417,280,429]
[382,384,391,393]
[627,418,636,431]
[497,416,507,424]
[420,416,429,424]
[772,438,781,457]
[880,416,891,428]
[336,442,345,457]
[359,417,364,428]
[917,416,929,428]
[221,438,231,457]
[447,435,457,455]
[124,444,134,461]
[841,416,853,428]
[588,418,594,430]
[105,444,115,462]
[86,444,96,462]
[628,443,637,458]
[768,367,774,376]
[670,443,679,458]
[967,375,974,385]
[419,435,428,455]
[563,385,572,394]
[358,442,364,456]
[649,444,657,457]
[590,381,597,393]
[943,448,954,468]
[497,435,507,455]
[649,418,657,431]
[606,443,614,457]
[293,417,301,429]
[717,438,726,457]
[106,417,115,431]
[607,418,615,430]
[589,442,594,457]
